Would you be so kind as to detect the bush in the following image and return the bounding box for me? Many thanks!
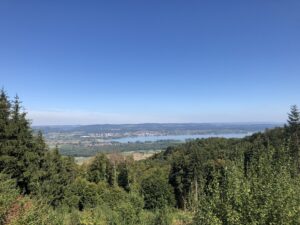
[0,173,19,224]
[9,198,63,225]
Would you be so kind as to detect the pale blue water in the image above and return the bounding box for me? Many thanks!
[112,133,250,143]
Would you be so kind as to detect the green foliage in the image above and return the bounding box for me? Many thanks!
[288,105,300,132]
[34,148,77,207]
[0,95,41,194]
[141,171,175,209]
[152,207,173,225]
[117,162,131,191]
[194,162,300,224]
[87,153,110,183]
[0,173,19,224]
[64,177,99,210]
[9,198,63,225]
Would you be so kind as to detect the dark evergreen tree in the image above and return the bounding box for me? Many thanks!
[286,105,300,174]
[36,147,76,207]
[169,149,192,209]
[1,95,37,193]
[287,105,300,133]
[142,172,175,209]
[0,89,11,172]
[0,89,11,139]
[87,153,109,183]
[118,163,130,191]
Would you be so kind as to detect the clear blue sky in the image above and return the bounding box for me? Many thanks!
[1,1,299,125]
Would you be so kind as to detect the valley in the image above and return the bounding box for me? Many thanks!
[33,123,279,156]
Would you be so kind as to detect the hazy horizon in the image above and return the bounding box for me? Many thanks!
[32,121,284,127]
[25,109,287,126]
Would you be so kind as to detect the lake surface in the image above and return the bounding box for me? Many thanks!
[112,133,251,143]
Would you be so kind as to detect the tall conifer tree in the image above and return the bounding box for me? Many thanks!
[0,89,11,172]
[287,105,300,133]
[286,105,300,174]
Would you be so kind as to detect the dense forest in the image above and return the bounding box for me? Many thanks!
[1,89,300,225]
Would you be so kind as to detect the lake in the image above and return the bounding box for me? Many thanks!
[112,133,251,143]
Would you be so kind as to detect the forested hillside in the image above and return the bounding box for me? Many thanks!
[1,90,300,225]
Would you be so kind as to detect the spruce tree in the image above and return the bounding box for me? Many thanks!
[37,147,72,207]
[286,105,300,174]
[0,90,76,206]
[0,89,11,139]
[0,93,48,193]
[0,89,12,173]
[8,95,35,193]
[287,105,300,133]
